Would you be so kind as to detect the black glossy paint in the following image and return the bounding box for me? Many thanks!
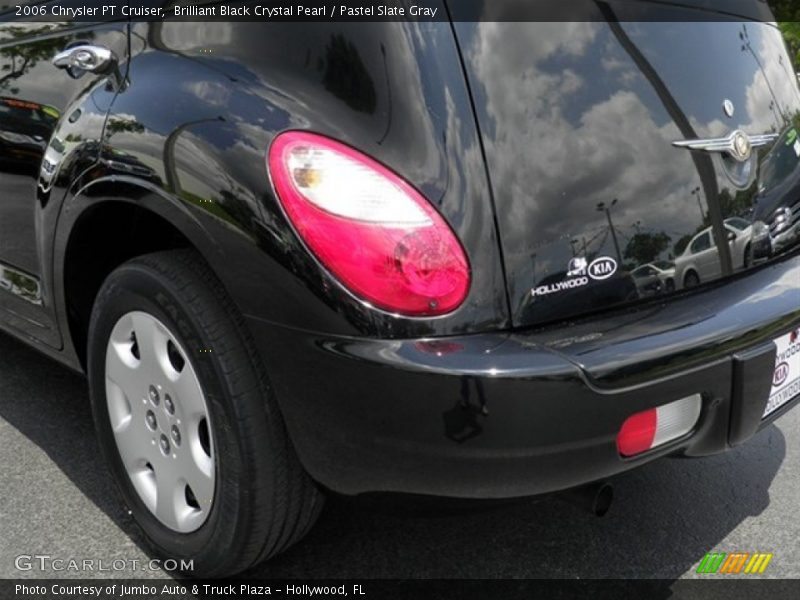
[98,19,508,339]
[1,4,799,500]
[0,19,128,347]
[246,256,800,496]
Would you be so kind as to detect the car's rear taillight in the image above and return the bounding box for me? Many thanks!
[268,131,470,316]
[616,394,702,457]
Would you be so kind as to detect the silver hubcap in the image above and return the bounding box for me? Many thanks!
[105,311,215,533]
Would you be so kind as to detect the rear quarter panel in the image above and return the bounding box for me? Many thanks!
[96,20,509,338]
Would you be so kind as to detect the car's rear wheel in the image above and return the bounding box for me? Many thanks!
[744,243,753,268]
[87,249,322,576]
[683,271,700,288]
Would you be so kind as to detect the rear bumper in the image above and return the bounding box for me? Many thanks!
[245,255,800,499]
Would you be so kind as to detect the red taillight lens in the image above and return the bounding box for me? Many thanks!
[616,409,657,457]
[616,394,702,457]
[268,131,470,316]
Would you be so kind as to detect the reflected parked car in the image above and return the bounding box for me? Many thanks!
[752,127,800,256]
[675,219,755,288]
[631,261,676,296]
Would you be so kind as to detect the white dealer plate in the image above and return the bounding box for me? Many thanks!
[763,328,800,419]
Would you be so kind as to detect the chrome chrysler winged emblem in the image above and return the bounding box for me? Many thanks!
[673,130,778,162]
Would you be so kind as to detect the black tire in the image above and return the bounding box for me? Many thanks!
[87,249,322,577]
[744,243,753,268]
[683,271,700,288]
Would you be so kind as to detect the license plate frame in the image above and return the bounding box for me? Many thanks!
[763,328,800,419]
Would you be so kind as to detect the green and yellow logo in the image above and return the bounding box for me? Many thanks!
[696,552,773,575]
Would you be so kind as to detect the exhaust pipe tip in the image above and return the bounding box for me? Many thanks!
[561,481,614,517]
[591,482,614,517]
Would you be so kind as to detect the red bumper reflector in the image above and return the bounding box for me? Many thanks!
[617,394,702,457]
[617,408,657,457]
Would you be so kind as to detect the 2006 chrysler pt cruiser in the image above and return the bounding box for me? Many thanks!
[1,0,799,576]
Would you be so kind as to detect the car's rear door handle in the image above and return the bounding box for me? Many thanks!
[52,44,117,74]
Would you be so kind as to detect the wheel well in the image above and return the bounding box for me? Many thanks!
[683,268,699,285]
[64,202,192,370]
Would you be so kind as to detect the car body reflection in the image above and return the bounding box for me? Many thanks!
[0,96,58,177]
[752,125,800,256]
[674,218,760,289]
[631,261,676,297]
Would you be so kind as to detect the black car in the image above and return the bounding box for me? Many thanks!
[1,0,799,578]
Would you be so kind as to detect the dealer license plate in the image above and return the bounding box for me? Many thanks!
[763,328,800,419]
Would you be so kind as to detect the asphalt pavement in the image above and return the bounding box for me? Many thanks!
[0,329,798,581]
